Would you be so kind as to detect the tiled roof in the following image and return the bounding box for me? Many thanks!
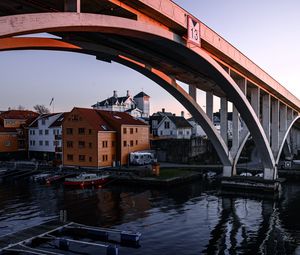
[167,116,193,128]
[134,92,150,98]
[96,110,148,126]
[0,110,39,120]
[28,113,59,128]
[72,108,114,132]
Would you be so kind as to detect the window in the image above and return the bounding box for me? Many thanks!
[45,141,49,146]
[88,129,92,134]
[112,141,115,147]
[66,128,73,135]
[164,122,170,129]
[79,155,85,161]
[130,128,133,134]
[136,140,138,145]
[39,140,43,146]
[30,140,32,146]
[67,154,73,161]
[102,141,108,148]
[89,142,92,148]
[160,131,163,135]
[45,130,49,135]
[130,140,134,147]
[42,119,46,125]
[32,130,35,135]
[179,131,183,135]
[136,128,138,133]
[78,141,85,148]
[53,129,55,135]
[67,141,73,148]
[102,155,108,161]
[123,128,127,134]
[187,131,190,135]
[33,141,35,146]
[78,128,85,134]
[4,141,11,147]
[39,130,43,135]
[123,141,127,147]
[89,157,92,162]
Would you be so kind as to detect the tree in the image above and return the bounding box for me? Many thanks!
[17,105,26,110]
[33,104,50,114]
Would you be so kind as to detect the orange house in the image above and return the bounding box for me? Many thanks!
[62,108,150,168]
[62,108,117,168]
[0,110,39,159]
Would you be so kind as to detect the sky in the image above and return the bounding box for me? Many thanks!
[0,0,300,115]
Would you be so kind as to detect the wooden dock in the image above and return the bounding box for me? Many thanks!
[0,220,64,249]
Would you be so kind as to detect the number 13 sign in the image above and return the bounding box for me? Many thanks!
[187,16,200,46]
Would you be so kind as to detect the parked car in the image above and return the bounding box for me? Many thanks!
[239,172,252,177]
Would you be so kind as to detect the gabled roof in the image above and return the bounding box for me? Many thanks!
[91,96,132,108]
[49,113,68,128]
[159,116,192,129]
[97,110,148,127]
[28,113,61,128]
[69,108,114,132]
[0,110,38,120]
[134,92,150,98]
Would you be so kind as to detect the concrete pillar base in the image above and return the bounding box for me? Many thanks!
[223,165,232,177]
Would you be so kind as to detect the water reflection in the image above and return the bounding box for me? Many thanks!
[1,179,300,254]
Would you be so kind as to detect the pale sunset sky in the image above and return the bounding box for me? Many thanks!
[0,0,299,116]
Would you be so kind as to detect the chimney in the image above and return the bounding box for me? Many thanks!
[126,90,130,97]
[181,111,184,117]
[113,90,118,98]
[173,113,176,116]
[162,108,165,113]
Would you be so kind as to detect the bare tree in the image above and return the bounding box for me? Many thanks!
[17,105,26,110]
[33,104,50,114]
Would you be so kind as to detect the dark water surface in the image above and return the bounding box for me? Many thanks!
[1,179,300,254]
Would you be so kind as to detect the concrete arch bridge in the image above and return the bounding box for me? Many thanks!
[0,0,300,185]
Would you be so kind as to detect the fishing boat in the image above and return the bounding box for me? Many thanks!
[64,173,110,187]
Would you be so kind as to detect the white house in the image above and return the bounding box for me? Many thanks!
[92,90,150,119]
[156,115,192,139]
[188,117,206,137]
[28,113,65,161]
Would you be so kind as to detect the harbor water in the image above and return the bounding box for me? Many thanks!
[1,178,300,254]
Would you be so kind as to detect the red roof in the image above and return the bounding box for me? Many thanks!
[0,127,17,133]
[96,110,148,127]
[69,108,114,132]
[0,110,39,120]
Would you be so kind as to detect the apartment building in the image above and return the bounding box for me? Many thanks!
[63,108,150,168]
[28,113,65,160]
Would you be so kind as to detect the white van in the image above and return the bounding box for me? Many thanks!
[130,152,155,165]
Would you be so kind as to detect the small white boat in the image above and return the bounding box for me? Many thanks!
[64,173,110,187]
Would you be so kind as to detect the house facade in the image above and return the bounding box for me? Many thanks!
[92,90,150,119]
[63,108,150,168]
[0,110,38,159]
[156,115,192,139]
[28,113,65,160]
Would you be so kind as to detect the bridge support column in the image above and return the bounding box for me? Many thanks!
[223,165,232,177]
[262,94,271,142]
[220,97,228,145]
[206,91,213,121]
[279,104,287,145]
[189,85,197,101]
[64,0,81,12]
[271,99,280,156]
[250,87,260,116]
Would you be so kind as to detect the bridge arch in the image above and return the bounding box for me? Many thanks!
[276,116,300,164]
[0,12,276,177]
[0,36,232,167]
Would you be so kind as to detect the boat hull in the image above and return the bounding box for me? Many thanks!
[64,177,109,187]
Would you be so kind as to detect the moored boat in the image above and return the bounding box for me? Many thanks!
[64,173,110,187]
